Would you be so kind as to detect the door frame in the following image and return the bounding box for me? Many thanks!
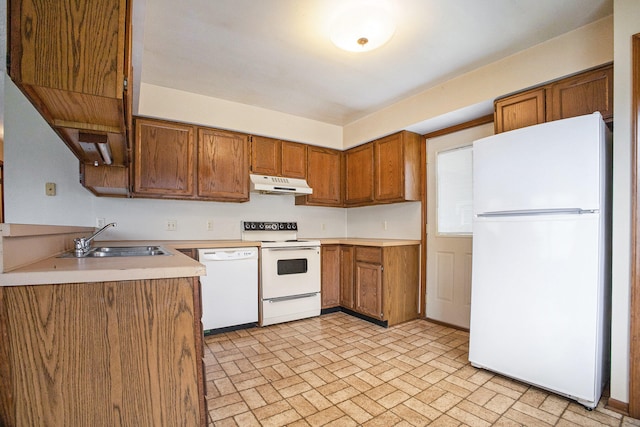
[627,32,640,419]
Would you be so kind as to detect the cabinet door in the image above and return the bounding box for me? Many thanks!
[9,0,127,128]
[494,88,546,133]
[81,164,129,197]
[321,245,341,309]
[251,136,280,176]
[296,147,343,206]
[134,119,195,196]
[374,133,405,202]
[198,128,250,201]
[355,261,383,319]
[547,65,613,123]
[340,246,355,309]
[281,141,307,179]
[345,144,374,206]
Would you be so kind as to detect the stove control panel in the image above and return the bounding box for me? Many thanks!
[242,221,298,231]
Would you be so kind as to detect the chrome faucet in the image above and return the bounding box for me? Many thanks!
[74,222,116,257]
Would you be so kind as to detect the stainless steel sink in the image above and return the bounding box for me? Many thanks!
[59,246,172,258]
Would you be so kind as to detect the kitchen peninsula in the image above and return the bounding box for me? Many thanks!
[0,224,210,426]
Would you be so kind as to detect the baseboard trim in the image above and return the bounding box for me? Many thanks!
[606,397,629,416]
[425,317,470,332]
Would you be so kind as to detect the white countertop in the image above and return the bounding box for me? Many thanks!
[0,245,206,286]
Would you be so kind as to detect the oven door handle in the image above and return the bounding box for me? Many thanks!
[266,293,318,303]
[262,247,319,252]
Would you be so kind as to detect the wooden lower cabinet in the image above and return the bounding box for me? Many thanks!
[340,245,355,309]
[355,257,384,319]
[0,277,207,426]
[321,245,341,309]
[323,244,419,326]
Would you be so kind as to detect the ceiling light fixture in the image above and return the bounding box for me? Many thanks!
[330,0,396,53]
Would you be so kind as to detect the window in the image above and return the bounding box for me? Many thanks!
[436,146,473,234]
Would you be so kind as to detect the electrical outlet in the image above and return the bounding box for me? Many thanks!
[383,220,388,230]
[166,219,177,231]
[45,182,56,196]
[321,223,326,231]
[206,220,214,231]
[96,218,106,228]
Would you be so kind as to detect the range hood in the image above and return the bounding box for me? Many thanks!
[250,174,313,195]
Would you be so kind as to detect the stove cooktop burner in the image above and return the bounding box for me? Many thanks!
[242,221,320,248]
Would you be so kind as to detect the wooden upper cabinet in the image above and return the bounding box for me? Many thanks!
[547,65,613,123]
[494,63,613,133]
[134,118,195,197]
[133,117,250,202]
[81,164,129,197]
[251,136,307,179]
[344,130,422,207]
[198,128,250,201]
[8,0,131,166]
[251,136,280,176]
[281,141,307,179]
[374,131,422,203]
[494,88,546,133]
[296,147,343,207]
[345,144,374,206]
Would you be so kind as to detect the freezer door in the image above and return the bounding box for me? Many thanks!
[473,113,606,214]
[469,214,606,406]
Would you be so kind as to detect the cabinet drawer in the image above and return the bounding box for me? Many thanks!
[355,247,382,264]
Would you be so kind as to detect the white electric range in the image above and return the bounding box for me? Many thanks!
[241,221,321,326]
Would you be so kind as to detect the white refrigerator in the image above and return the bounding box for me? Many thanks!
[468,112,611,409]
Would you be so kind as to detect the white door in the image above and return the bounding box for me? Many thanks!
[426,124,493,328]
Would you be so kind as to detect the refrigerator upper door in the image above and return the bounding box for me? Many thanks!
[473,113,607,215]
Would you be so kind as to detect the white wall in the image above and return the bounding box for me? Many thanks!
[609,0,640,406]
[4,80,91,226]
[3,79,346,240]
[346,202,421,240]
[138,83,343,150]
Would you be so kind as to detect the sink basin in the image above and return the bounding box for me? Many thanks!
[88,246,172,257]
[59,246,172,258]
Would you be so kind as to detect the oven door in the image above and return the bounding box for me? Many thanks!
[260,246,321,299]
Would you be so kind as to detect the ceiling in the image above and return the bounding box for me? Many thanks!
[138,1,613,129]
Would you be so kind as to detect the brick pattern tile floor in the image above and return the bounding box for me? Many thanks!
[204,312,640,426]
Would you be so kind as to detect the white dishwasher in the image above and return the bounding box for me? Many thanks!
[197,247,259,333]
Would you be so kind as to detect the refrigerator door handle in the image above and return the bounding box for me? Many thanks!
[477,208,598,218]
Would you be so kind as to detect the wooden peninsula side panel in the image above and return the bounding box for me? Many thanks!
[0,277,206,426]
